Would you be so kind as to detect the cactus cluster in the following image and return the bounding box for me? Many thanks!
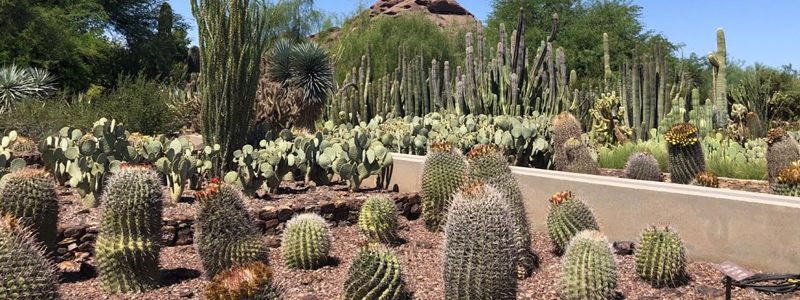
[563,137,600,175]
[691,172,719,188]
[0,214,59,299]
[774,162,800,197]
[343,243,407,300]
[560,230,617,300]
[282,213,331,270]
[0,168,59,254]
[95,165,163,293]
[664,123,706,184]
[624,152,662,181]
[552,112,583,171]
[766,127,800,187]
[547,191,600,254]
[420,141,467,231]
[358,196,398,244]
[205,262,282,300]
[635,225,688,287]
[443,181,517,300]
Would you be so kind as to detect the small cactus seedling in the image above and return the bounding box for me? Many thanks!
[664,123,705,184]
[561,230,617,300]
[635,225,688,287]
[624,152,662,181]
[547,191,600,254]
[358,196,398,244]
[343,243,407,300]
[0,214,59,299]
[205,262,282,300]
[282,213,331,270]
[420,141,468,232]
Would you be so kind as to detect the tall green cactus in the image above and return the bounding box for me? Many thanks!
[443,181,517,300]
[552,111,583,171]
[635,225,687,288]
[766,127,800,188]
[708,28,728,129]
[205,262,281,300]
[664,123,706,184]
[0,214,59,299]
[420,141,468,232]
[0,168,59,254]
[195,178,269,278]
[624,152,662,181]
[343,243,407,300]
[96,165,163,293]
[359,196,398,244]
[547,191,600,254]
[560,230,618,300]
[282,213,331,270]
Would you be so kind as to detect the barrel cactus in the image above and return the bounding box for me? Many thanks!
[343,243,407,300]
[547,191,600,254]
[420,141,468,232]
[95,164,163,293]
[195,178,269,278]
[0,168,59,254]
[358,196,398,244]
[552,111,583,171]
[466,144,534,278]
[624,152,662,181]
[664,123,706,184]
[767,127,800,187]
[443,181,517,300]
[563,137,600,175]
[773,162,800,197]
[0,214,59,299]
[635,225,687,287]
[690,171,719,188]
[282,213,331,270]
[205,262,282,300]
[561,230,617,300]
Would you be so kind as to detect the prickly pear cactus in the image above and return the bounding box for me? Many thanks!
[664,123,706,184]
[358,196,398,244]
[343,243,407,300]
[552,112,583,171]
[635,225,687,287]
[420,141,467,232]
[205,262,282,300]
[766,127,800,188]
[690,172,719,188]
[282,213,331,270]
[774,162,800,197]
[547,191,600,254]
[443,181,517,300]
[563,138,600,175]
[624,152,662,181]
[466,144,534,278]
[560,230,618,300]
[0,168,59,254]
[95,164,163,293]
[0,214,59,299]
[195,178,269,278]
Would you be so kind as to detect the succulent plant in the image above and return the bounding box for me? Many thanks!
[358,196,398,244]
[195,178,269,278]
[767,127,800,187]
[0,168,59,254]
[420,141,468,232]
[664,123,706,184]
[0,214,59,299]
[691,171,719,188]
[624,152,662,181]
[282,213,331,270]
[745,112,765,138]
[95,164,163,293]
[443,181,517,300]
[343,243,407,300]
[774,162,800,197]
[0,130,28,180]
[635,225,687,288]
[552,111,583,171]
[563,137,600,175]
[10,136,37,153]
[547,191,600,254]
[205,262,282,300]
[561,230,617,300]
[466,144,534,278]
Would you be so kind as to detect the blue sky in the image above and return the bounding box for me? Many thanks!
[169,0,799,69]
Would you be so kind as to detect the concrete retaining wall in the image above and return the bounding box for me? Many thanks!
[386,153,800,273]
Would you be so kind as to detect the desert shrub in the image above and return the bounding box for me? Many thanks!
[0,93,99,140]
[91,73,178,135]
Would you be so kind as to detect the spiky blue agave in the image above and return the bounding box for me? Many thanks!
[289,42,333,105]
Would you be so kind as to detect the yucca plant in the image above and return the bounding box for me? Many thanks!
[0,65,56,114]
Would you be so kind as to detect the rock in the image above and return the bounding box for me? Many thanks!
[368,0,476,28]
[260,205,278,220]
[277,205,294,221]
[292,203,306,213]
[320,201,335,214]
[162,226,177,246]
[58,261,81,273]
[77,242,93,252]
[176,227,193,245]
[58,238,77,246]
[179,290,194,298]
[75,209,90,215]
[409,203,421,215]
[62,225,86,239]
[696,285,724,297]
[80,233,96,243]
[416,240,434,249]
[612,241,635,255]
[264,219,280,230]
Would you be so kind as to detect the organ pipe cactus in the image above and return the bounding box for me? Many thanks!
[664,123,706,184]
[546,191,600,254]
[420,141,467,232]
[358,196,398,244]
[343,243,407,300]
[560,230,618,300]
[443,181,517,300]
[205,262,282,300]
[634,225,688,287]
[766,127,800,188]
[624,152,662,181]
[95,165,163,293]
[0,214,59,299]
[282,213,331,270]
[0,168,59,254]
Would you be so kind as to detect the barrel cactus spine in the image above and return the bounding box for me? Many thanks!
[547,191,600,254]
[664,123,706,184]
[0,168,59,254]
[560,230,618,300]
[358,196,398,244]
[205,262,282,300]
[343,243,407,300]
[282,213,331,270]
[624,152,662,181]
[0,214,59,299]
[420,141,468,232]
[634,225,688,287]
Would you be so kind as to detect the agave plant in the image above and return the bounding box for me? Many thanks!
[0,64,56,113]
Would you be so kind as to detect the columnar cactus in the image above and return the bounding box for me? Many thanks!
[95,165,163,293]
[466,144,534,278]
[443,181,517,300]
[358,196,398,244]
[282,213,331,270]
[547,191,600,254]
[563,137,600,175]
[624,152,662,181]
[766,127,800,187]
[664,123,706,184]
[0,214,59,299]
[561,230,617,300]
[552,112,583,171]
[205,262,282,300]
[195,178,269,278]
[774,162,800,197]
[691,172,719,188]
[0,168,59,253]
[420,141,468,232]
[343,243,407,300]
[635,225,687,288]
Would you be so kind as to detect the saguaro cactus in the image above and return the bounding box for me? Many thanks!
[708,28,728,129]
